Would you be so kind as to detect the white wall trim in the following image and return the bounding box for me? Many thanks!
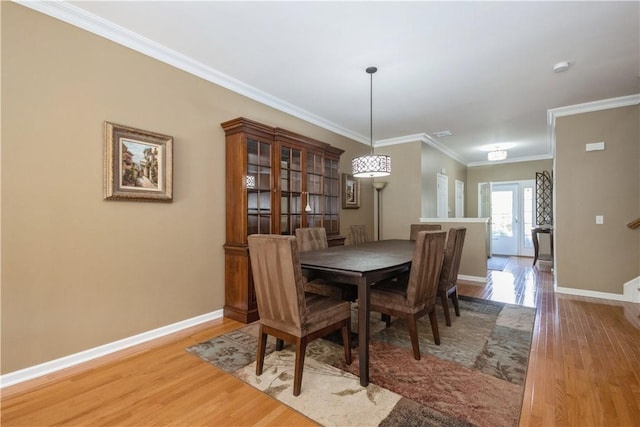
[0,310,223,388]
[624,276,640,303]
[555,286,637,303]
[548,94,640,122]
[376,133,467,165]
[458,274,486,283]
[419,217,490,224]
[466,153,553,168]
[15,0,368,146]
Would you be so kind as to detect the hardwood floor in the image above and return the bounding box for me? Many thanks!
[2,257,639,426]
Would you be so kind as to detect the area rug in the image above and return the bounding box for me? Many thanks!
[186,296,535,427]
[488,256,510,271]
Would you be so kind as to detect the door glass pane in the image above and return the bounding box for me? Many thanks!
[248,215,258,235]
[491,191,513,237]
[259,191,271,212]
[523,187,534,248]
[291,171,302,193]
[291,149,301,171]
[248,192,258,214]
[280,215,289,234]
[259,142,270,166]
[259,216,270,233]
[247,139,258,165]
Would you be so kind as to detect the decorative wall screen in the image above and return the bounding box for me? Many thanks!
[535,171,553,226]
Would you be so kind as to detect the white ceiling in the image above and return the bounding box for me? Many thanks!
[25,1,640,165]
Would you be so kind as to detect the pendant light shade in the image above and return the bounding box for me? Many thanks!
[352,66,391,178]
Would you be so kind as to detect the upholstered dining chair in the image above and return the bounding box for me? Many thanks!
[348,224,369,245]
[247,234,352,396]
[294,227,355,300]
[370,230,446,360]
[438,227,466,326]
[295,227,328,252]
[409,223,442,240]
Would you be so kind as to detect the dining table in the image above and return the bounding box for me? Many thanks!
[298,239,415,386]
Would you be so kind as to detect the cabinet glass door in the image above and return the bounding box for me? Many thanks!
[323,158,340,234]
[247,138,271,235]
[306,152,324,228]
[280,146,302,235]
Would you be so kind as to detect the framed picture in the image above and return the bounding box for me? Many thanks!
[342,173,360,209]
[104,122,173,202]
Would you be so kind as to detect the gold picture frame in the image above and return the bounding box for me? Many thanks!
[342,173,360,209]
[104,122,173,202]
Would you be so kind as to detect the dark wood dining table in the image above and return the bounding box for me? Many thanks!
[299,239,414,386]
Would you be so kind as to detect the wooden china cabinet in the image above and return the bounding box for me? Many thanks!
[221,117,345,323]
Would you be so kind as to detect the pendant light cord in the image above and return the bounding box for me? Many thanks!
[366,66,377,156]
[370,69,373,155]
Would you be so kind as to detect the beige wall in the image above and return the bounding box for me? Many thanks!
[466,159,554,218]
[1,3,368,373]
[377,141,467,240]
[555,105,640,294]
[420,221,489,278]
[422,145,468,218]
[375,142,422,239]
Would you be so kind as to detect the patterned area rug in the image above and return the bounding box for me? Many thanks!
[186,296,535,427]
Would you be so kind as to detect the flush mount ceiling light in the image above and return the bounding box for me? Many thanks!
[488,149,508,161]
[352,66,391,178]
[553,61,571,73]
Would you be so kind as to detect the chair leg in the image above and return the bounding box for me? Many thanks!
[276,339,284,351]
[381,313,391,327]
[341,322,352,365]
[407,315,421,360]
[450,289,460,317]
[429,309,440,345]
[293,337,308,396]
[256,327,268,376]
[441,293,452,326]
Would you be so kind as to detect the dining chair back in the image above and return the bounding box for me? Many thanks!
[409,223,442,240]
[370,230,446,359]
[294,227,351,299]
[348,224,369,244]
[438,227,466,326]
[247,234,352,396]
[295,227,328,252]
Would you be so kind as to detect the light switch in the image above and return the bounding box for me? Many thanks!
[595,215,604,224]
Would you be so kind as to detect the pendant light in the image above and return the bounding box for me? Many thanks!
[352,66,391,178]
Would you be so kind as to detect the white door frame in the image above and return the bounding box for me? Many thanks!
[479,180,535,257]
[437,173,448,218]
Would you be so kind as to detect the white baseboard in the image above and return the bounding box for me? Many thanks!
[0,310,223,389]
[555,284,638,303]
[458,274,486,284]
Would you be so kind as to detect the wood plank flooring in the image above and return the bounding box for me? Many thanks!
[2,257,639,426]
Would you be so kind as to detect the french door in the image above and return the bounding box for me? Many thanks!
[480,180,535,256]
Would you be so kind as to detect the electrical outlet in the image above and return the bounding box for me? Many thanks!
[595,215,604,224]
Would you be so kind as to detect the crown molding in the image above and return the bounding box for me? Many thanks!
[467,153,554,168]
[547,94,640,124]
[15,0,367,145]
[546,94,640,162]
[376,133,467,165]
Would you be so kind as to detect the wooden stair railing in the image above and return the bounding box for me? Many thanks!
[627,218,640,229]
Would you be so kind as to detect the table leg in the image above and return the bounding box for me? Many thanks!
[357,276,370,386]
